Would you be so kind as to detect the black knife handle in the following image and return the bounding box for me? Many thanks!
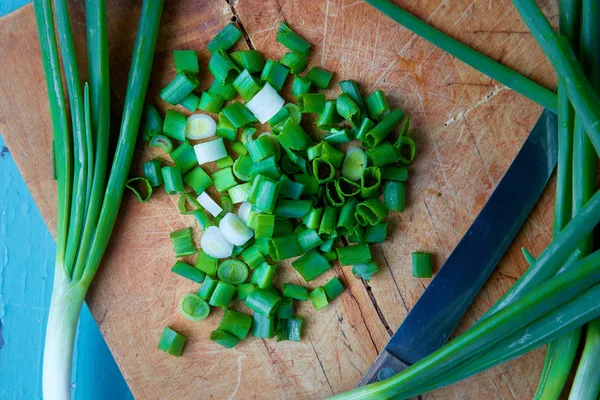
[356,349,411,387]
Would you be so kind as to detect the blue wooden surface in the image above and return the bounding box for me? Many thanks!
[0,2,132,399]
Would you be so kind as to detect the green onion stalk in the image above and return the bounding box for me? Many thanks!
[33,0,163,398]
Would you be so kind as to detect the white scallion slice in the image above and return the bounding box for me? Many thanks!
[196,191,223,217]
[201,226,233,258]
[342,146,368,181]
[246,83,285,123]
[228,183,252,204]
[237,201,252,224]
[194,138,227,165]
[186,114,217,140]
[219,213,254,246]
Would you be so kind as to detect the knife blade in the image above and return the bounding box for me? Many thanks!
[358,108,558,386]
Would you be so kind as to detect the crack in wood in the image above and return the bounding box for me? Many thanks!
[224,0,255,50]
[378,244,410,313]
[307,334,335,395]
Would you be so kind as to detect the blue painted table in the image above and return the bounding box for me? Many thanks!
[0,2,132,398]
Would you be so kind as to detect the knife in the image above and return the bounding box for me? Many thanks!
[357,108,558,386]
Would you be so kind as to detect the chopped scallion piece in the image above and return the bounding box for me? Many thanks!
[356,197,389,225]
[233,155,253,182]
[178,193,200,214]
[320,234,337,252]
[395,135,416,165]
[246,135,277,162]
[324,128,352,144]
[325,180,345,207]
[276,317,303,342]
[172,261,205,283]
[381,165,408,181]
[140,104,163,140]
[228,182,252,204]
[221,102,257,129]
[412,251,433,278]
[339,80,366,115]
[309,287,328,310]
[233,69,262,101]
[277,22,312,54]
[218,309,253,340]
[292,250,331,282]
[365,222,388,243]
[269,235,303,260]
[318,206,339,238]
[273,122,312,151]
[317,100,343,129]
[245,83,286,123]
[355,117,376,142]
[219,212,254,246]
[162,166,185,194]
[248,174,279,214]
[360,166,382,198]
[194,138,228,165]
[364,108,405,147]
[195,248,218,275]
[255,213,275,238]
[249,155,282,180]
[276,297,294,319]
[126,177,153,202]
[323,277,344,300]
[183,167,213,194]
[347,224,366,243]
[208,79,236,101]
[171,142,197,173]
[284,103,302,125]
[292,75,312,97]
[173,49,199,74]
[337,243,372,266]
[275,199,312,218]
[253,312,276,338]
[365,89,390,121]
[198,91,225,113]
[366,142,400,167]
[200,225,233,258]
[323,251,338,261]
[238,283,256,301]
[210,329,239,348]
[337,176,361,197]
[260,60,290,91]
[209,281,237,308]
[337,198,359,235]
[216,156,234,169]
[313,157,336,184]
[197,275,219,300]
[268,105,291,127]
[307,142,323,161]
[160,71,199,105]
[170,227,196,257]
[320,142,344,168]
[180,293,210,321]
[280,52,308,74]
[296,228,324,252]
[352,261,379,281]
[298,93,326,113]
[246,287,282,317]
[217,259,249,285]
[242,245,266,269]
[207,23,242,53]
[231,141,248,156]
[186,113,217,140]
[303,206,323,230]
[336,93,361,127]
[283,283,308,300]
[208,49,240,85]
[142,158,163,187]
[211,167,238,192]
[230,50,265,73]
[158,327,186,357]
[163,109,188,141]
[384,181,405,212]
[251,261,278,289]
[278,174,305,199]
[180,93,200,112]
[306,67,333,89]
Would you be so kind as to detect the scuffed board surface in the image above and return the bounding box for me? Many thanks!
[0,0,558,398]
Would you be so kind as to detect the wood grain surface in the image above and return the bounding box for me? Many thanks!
[0,0,559,398]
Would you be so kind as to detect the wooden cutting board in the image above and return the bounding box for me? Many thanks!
[0,0,559,398]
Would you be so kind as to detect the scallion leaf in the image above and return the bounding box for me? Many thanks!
[381,165,408,181]
[306,67,333,89]
[171,261,205,284]
[366,142,400,167]
[208,79,236,101]
[163,109,188,141]
[211,167,238,192]
[171,142,197,173]
[230,50,265,73]
[246,287,282,317]
[324,128,352,144]
[365,89,390,121]
[207,23,242,53]
[233,69,262,101]
[260,60,290,91]
[364,108,405,147]
[180,93,200,112]
[228,182,252,204]
[219,212,254,246]
[218,309,252,340]
[339,80,366,115]
[160,71,199,105]
[384,181,406,212]
[139,104,163,140]
[170,227,196,257]
[255,213,276,238]
[323,277,345,300]
[208,49,240,85]
[355,117,376,142]
[337,198,359,235]
[280,52,308,74]
[298,93,326,113]
[292,75,312,97]
[210,329,239,348]
[197,275,218,300]
[308,287,328,310]
[269,235,303,260]
[412,251,433,278]
[318,206,339,238]
[277,22,312,54]
[283,283,308,300]
[209,281,237,308]
[186,114,217,140]
[356,197,389,225]
[395,135,417,165]
[352,261,379,281]
[158,327,187,356]
[183,167,213,194]
[276,316,303,342]
[180,293,210,321]
[173,49,199,74]
[251,261,278,289]
[142,158,163,187]
[360,166,382,198]
[365,222,388,243]
[194,138,228,165]
[292,250,331,282]
[162,166,185,194]
[253,312,276,338]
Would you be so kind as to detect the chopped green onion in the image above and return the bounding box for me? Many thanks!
[217,259,249,285]
[247,135,277,162]
[284,103,302,125]
[277,22,312,54]
[171,142,197,173]
[242,245,266,269]
[178,193,200,214]
[360,166,382,198]
[273,219,294,237]
[318,206,339,238]
[337,177,361,197]
[180,93,200,112]
[230,50,265,73]
[160,71,199,105]
[339,80,366,115]
[306,67,333,89]
[246,287,282,317]
[273,121,312,150]
[194,138,228,165]
[313,158,336,184]
[326,180,345,207]
[320,234,337,252]
[210,329,239,348]
[324,128,352,144]
[275,199,312,218]
[336,243,372,266]
[365,222,388,243]
[302,206,323,230]
[209,281,237,308]
[381,165,408,181]
[309,287,328,310]
[211,167,237,192]
[384,181,405,212]
[283,283,308,300]
[139,104,162,140]
[173,49,199,74]
[196,192,223,217]
[172,261,205,283]
[269,235,303,260]
[221,102,257,128]
[162,166,185,194]
[142,158,163,187]
[198,91,225,113]
[197,275,218,300]
[317,100,342,129]
[126,177,152,202]
[255,213,275,238]
[180,293,210,321]
[250,155,282,180]
[253,312,276,338]
[276,317,303,342]
[251,261,278,289]
[276,175,303,199]
[356,197,388,225]
[201,225,233,258]
[292,75,312,97]
[170,227,196,257]
[207,23,242,53]
[231,141,248,156]
[163,109,187,141]
[337,198,359,235]
[194,207,213,231]
[307,143,323,162]
[395,135,416,165]
[320,141,344,168]
[195,248,218,275]
[276,297,294,319]
[412,251,433,278]
[238,283,256,301]
[248,174,279,214]
[209,49,240,85]
[294,173,319,195]
[323,251,338,261]
[365,89,390,121]
[323,277,344,300]
[216,156,234,169]
[364,108,404,147]
[219,212,254,246]
[233,69,261,101]
[355,117,376,142]
[296,228,324,252]
[336,93,361,127]
[281,52,308,74]
[260,60,290,91]
[268,105,291,127]
[186,113,217,140]
[352,261,379,281]
[158,327,186,356]
[292,250,331,282]
[218,309,252,340]
[183,167,213,194]
[366,142,399,167]
[246,83,286,123]
[228,183,252,204]
[233,155,253,182]
[208,79,236,101]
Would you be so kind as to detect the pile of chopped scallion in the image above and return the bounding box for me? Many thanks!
[132,22,430,355]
